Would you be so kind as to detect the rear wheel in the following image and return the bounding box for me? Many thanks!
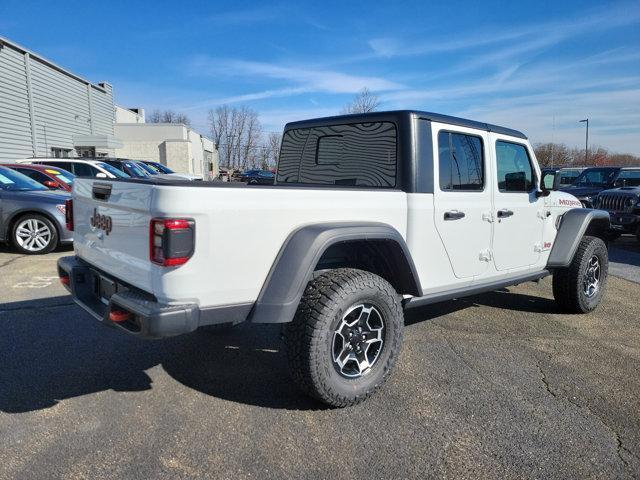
[12,214,58,254]
[552,235,608,313]
[283,268,403,407]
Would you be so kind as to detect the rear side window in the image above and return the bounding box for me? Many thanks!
[73,163,99,177]
[438,131,484,191]
[17,168,50,184]
[39,161,69,170]
[495,141,534,192]
[277,122,397,187]
[614,170,640,187]
[559,171,580,185]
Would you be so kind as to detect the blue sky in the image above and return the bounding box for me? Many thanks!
[1,0,639,153]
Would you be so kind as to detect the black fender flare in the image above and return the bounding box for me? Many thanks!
[249,222,422,324]
[547,208,610,268]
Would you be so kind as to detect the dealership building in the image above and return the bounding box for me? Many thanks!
[0,36,217,177]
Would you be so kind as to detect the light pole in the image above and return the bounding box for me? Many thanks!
[579,119,589,165]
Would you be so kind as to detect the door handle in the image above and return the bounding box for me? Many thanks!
[444,210,466,221]
[497,209,514,218]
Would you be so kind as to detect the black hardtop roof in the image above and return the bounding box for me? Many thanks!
[284,110,527,140]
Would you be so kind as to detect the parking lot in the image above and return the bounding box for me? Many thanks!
[1,241,639,479]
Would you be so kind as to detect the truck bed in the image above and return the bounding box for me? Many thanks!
[72,178,408,307]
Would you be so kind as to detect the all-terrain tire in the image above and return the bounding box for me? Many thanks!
[283,268,404,407]
[552,235,608,313]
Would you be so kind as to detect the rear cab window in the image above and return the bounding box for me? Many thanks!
[276,121,397,188]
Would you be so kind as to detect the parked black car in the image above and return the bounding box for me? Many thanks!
[240,169,275,185]
[594,169,640,242]
[540,167,584,190]
[560,167,627,207]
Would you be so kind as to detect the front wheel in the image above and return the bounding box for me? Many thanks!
[552,235,608,313]
[283,268,404,407]
[12,214,58,254]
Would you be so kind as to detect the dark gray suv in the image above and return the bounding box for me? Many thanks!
[0,165,73,254]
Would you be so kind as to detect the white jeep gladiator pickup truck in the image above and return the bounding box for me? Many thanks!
[58,110,610,407]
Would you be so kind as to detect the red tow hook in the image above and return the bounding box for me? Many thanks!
[59,274,70,286]
[109,309,132,323]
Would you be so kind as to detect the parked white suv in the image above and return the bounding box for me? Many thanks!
[16,158,130,179]
[58,111,610,407]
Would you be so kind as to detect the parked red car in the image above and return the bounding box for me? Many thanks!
[3,163,75,192]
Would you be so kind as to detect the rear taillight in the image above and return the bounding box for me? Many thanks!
[65,199,74,231]
[150,218,195,267]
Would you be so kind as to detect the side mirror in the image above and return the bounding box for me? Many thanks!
[43,180,58,189]
[95,172,108,179]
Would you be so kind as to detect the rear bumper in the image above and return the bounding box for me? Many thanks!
[57,256,252,339]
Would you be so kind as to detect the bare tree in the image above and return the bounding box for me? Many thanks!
[267,132,281,166]
[147,109,191,126]
[534,142,640,167]
[341,87,380,114]
[208,105,263,169]
[533,142,572,167]
[148,109,162,123]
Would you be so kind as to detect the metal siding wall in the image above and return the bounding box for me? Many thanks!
[0,47,34,159]
[91,85,114,136]
[30,59,91,154]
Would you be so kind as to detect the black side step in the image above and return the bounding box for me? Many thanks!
[403,270,550,309]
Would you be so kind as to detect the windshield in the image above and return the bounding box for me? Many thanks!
[121,161,150,177]
[559,170,580,185]
[146,162,174,174]
[137,162,159,175]
[97,162,130,178]
[43,167,75,185]
[0,167,48,191]
[573,169,617,187]
[614,170,640,187]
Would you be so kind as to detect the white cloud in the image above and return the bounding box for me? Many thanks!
[189,57,404,94]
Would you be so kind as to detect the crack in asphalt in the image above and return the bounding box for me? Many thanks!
[536,360,635,472]
[0,254,26,269]
[433,323,502,391]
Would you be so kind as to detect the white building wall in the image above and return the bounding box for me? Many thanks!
[115,105,145,124]
[114,123,218,178]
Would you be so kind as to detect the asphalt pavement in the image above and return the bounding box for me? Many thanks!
[0,240,639,479]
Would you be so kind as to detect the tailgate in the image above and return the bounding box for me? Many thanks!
[73,179,155,292]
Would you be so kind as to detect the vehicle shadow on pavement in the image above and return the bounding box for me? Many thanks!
[0,296,321,413]
[404,288,558,326]
[1,288,558,414]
